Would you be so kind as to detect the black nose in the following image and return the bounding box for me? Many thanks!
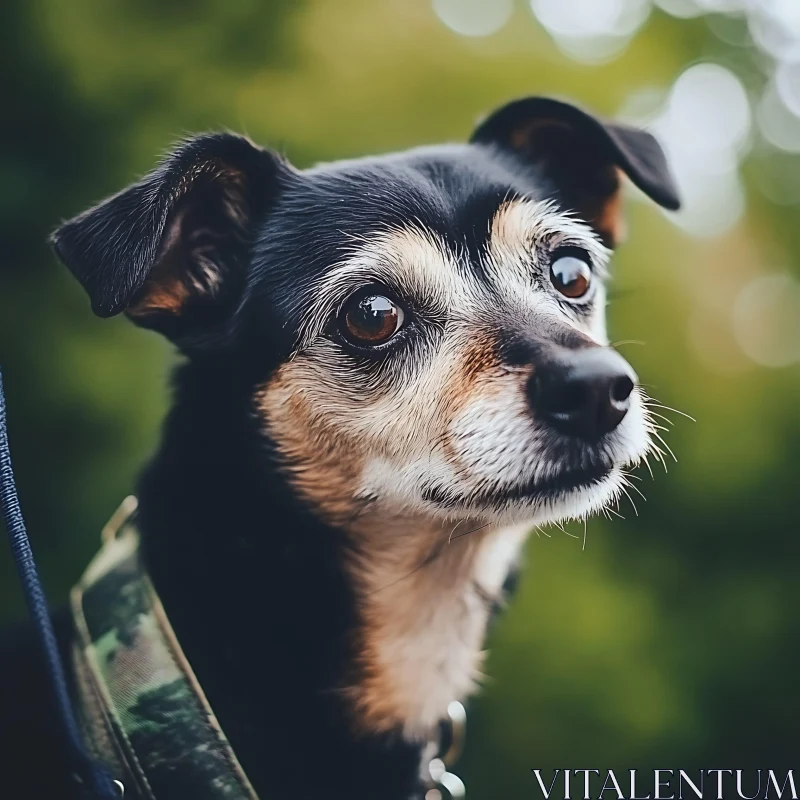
[528,347,637,439]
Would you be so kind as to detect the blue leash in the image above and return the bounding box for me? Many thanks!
[0,368,119,799]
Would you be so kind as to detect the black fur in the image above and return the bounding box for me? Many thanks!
[471,96,680,212]
[0,97,679,799]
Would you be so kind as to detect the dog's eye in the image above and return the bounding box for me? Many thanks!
[550,248,592,300]
[339,289,405,346]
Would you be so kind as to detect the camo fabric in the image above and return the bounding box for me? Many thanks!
[71,517,258,800]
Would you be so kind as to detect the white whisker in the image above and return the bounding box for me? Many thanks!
[611,339,646,348]
[644,401,696,422]
[652,431,678,463]
[646,410,676,426]
[628,480,648,502]
[618,481,639,517]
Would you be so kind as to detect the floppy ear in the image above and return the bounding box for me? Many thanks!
[51,133,285,344]
[470,97,680,246]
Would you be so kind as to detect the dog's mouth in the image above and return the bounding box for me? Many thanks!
[422,460,614,511]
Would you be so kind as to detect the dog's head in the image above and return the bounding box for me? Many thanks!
[52,97,679,532]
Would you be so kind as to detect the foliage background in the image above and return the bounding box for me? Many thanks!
[0,0,798,796]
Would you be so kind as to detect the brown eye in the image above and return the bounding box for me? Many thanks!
[340,290,405,346]
[550,250,592,299]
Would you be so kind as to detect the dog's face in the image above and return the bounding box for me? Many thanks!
[52,97,679,532]
[257,166,640,530]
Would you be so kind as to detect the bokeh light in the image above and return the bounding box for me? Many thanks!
[758,81,800,153]
[432,0,800,225]
[733,273,800,367]
[649,63,750,236]
[749,0,800,62]
[530,0,651,62]
[527,0,800,222]
[774,60,800,118]
[653,0,703,18]
[433,0,513,37]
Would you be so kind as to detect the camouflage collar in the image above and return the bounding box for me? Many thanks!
[70,498,258,800]
[70,498,469,799]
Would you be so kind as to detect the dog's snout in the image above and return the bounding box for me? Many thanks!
[527,347,637,439]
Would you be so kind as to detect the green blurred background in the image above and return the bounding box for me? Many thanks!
[1,0,798,795]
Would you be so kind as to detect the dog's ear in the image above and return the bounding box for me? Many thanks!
[51,133,285,344]
[470,97,680,246]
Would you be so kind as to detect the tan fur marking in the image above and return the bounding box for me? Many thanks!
[345,518,528,737]
[128,274,191,316]
[257,363,369,524]
[589,175,625,247]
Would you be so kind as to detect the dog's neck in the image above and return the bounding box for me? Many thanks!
[344,511,528,742]
[135,363,526,799]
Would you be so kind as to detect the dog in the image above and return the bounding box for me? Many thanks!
[0,96,679,799]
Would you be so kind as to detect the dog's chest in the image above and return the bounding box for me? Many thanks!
[349,522,530,738]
